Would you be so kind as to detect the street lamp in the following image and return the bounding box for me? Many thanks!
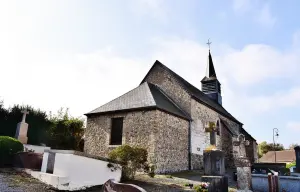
[273,128,279,163]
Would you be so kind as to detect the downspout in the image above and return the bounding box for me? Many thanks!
[188,120,192,170]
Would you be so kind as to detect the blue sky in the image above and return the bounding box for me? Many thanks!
[1,0,300,147]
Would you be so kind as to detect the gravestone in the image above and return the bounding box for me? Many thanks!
[233,134,252,192]
[294,146,300,173]
[15,110,29,144]
[203,149,225,176]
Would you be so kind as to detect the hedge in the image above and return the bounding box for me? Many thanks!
[0,136,24,167]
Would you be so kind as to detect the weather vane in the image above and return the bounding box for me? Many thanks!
[206,38,212,50]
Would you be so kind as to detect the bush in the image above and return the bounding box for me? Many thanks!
[109,145,148,181]
[0,136,24,167]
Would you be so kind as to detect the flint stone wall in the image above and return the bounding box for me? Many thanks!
[84,109,189,173]
[191,99,239,169]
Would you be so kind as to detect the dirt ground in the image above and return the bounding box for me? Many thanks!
[0,168,237,192]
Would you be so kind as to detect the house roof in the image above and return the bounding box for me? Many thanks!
[259,150,296,163]
[85,82,190,120]
[141,60,242,125]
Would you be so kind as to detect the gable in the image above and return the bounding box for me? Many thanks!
[141,60,242,125]
[85,82,190,120]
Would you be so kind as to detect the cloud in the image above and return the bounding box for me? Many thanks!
[1,35,300,120]
[287,122,300,132]
[247,87,300,113]
[219,44,300,85]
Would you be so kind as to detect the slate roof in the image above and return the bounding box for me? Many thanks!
[259,150,296,163]
[220,119,238,136]
[206,50,217,78]
[141,60,242,125]
[85,82,190,120]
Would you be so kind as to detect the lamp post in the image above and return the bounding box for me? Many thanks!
[273,128,279,163]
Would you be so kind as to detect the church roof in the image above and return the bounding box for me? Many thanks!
[85,82,190,120]
[220,120,238,136]
[141,60,242,125]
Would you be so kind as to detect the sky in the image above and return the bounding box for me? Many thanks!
[1,0,300,148]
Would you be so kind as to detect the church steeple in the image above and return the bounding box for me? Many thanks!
[206,50,217,78]
[201,41,222,105]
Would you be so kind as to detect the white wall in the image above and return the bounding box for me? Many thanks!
[53,153,122,189]
[191,119,209,155]
[23,144,50,153]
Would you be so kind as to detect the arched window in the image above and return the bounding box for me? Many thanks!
[216,120,220,136]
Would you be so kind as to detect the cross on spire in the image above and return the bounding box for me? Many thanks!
[206,38,212,50]
[21,109,29,123]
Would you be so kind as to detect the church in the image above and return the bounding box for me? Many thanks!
[84,49,258,173]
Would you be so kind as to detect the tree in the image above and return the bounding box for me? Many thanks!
[258,141,284,158]
[47,108,84,151]
[0,103,84,151]
[289,143,299,150]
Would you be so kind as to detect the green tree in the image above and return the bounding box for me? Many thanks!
[47,108,84,151]
[0,103,51,145]
[258,141,284,158]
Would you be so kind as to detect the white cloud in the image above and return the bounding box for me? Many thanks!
[287,122,300,132]
[247,87,300,113]
[1,34,300,119]
[219,44,300,85]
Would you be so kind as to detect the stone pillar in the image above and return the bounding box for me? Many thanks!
[15,121,28,144]
[235,157,252,192]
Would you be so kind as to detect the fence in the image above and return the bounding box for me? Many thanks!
[252,173,300,192]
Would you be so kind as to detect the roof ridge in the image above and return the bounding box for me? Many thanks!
[141,60,241,124]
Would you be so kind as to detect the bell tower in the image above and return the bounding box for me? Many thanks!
[201,39,222,105]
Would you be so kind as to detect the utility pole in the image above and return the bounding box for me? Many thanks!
[273,128,279,163]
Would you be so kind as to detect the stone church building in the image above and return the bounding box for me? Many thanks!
[84,50,258,173]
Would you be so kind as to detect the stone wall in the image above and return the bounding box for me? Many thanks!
[84,110,157,162]
[84,109,189,173]
[221,125,234,168]
[143,64,191,114]
[153,110,189,173]
[190,99,240,169]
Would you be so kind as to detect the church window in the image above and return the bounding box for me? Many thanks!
[110,117,123,145]
[216,121,220,135]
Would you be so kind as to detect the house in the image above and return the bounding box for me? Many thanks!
[260,150,296,163]
[84,49,258,173]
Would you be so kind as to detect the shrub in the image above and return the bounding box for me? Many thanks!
[0,136,24,167]
[109,145,148,181]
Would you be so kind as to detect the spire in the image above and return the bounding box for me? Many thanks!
[202,39,222,105]
[206,50,217,78]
